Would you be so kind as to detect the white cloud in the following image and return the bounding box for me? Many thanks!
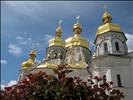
[16,36,27,45]
[31,42,40,49]
[44,34,53,41]
[16,36,23,40]
[1,80,17,90]
[8,44,22,56]
[27,37,32,41]
[1,59,7,64]
[125,33,133,52]
[7,80,17,87]
[20,41,27,45]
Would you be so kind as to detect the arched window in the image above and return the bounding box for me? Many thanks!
[54,53,57,59]
[104,43,108,52]
[79,54,81,61]
[115,42,120,51]
[59,53,63,59]
[103,75,106,84]
[60,55,63,59]
[117,74,122,87]
[47,54,50,59]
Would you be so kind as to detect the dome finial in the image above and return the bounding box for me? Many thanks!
[102,5,112,24]
[76,16,80,24]
[73,16,82,34]
[58,18,63,27]
[104,5,108,13]
[30,49,37,59]
[56,18,63,37]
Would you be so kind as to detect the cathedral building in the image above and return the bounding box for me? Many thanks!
[20,10,133,100]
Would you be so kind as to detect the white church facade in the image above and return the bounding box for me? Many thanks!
[20,9,133,100]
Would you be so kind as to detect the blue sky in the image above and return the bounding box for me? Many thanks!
[1,1,133,86]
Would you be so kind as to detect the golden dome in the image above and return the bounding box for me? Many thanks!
[56,19,63,37]
[65,34,89,49]
[49,19,65,48]
[96,10,122,36]
[73,23,82,32]
[21,50,36,70]
[56,26,62,37]
[96,23,122,36]
[29,50,37,58]
[49,36,65,47]
[21,60,34,70]
[102,11,112,19]
[65,16,89,49]
[102,11,112,24]
[73,16,82,33]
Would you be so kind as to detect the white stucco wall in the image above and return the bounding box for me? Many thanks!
[92,54,133,100]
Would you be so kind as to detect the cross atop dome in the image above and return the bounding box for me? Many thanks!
[56,18,63,37]
[102,5,112,24]
[76,15,80,23]
[73,16,82,34]
[58,18,63,27]
[103,5,108,12]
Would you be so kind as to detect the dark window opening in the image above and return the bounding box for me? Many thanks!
[54,53,57,59]
[103,75,106,84]
[60,55,63,59]
[115,42,120,51]
[79,54,81,61]
[117,74,122,87]
[104,43,108,52]
[47,54,50,59]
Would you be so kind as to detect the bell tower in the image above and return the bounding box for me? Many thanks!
[92,7,133,100]
[45,19,66,67]
[65,16,91,69]
[94,6,128,56]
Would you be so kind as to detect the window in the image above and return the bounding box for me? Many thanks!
[54,53,57,59]
[104,43,108,52]
[115,42,120,51]
[47,54,50,59]
[103,75,106,84]
[117,74,122,87]
[79,54,81,61]
[60,55,63,59]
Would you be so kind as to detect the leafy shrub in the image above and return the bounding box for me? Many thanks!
[0,65,124,100]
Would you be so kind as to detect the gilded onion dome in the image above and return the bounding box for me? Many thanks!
[102,11,112,24]
[73,23,82,33]
[21,50,36,70]
[65,16,89,49]
[96,7,122,36]
[49,19,65,47]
